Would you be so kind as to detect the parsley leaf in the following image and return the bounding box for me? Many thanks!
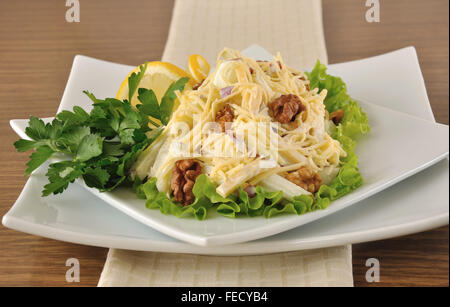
[14,139,40,152]
[82,166,110,189]
[43,161,84,196]
[15,75,188,196]
[134,77,189,125]
[128,63,148,102]
[137,88,160,119]
[75,134,103,162]
[60,126,91,153]
[56,106,90,130]
[25,116,51,140]
[159,77,189,125]
[25,145,55,176]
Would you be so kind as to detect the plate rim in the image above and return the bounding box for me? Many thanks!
[3,200,448,255]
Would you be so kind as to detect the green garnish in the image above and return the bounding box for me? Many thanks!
[306,60,370,204]
[139,174,323,220]
[128,63,147,102]
[14,64,188,196]
[137,77,189,125]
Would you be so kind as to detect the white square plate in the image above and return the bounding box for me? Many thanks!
[4,46,449,249]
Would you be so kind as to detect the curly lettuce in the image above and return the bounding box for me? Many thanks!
[138,61,369,220]
[140,174,321,220]
[306,60,369,204]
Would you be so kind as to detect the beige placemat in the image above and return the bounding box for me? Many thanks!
[163,0,328,68]
[98,0,353,287]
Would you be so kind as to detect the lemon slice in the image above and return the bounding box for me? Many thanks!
[188,54,210,83]
[116,61,195,108]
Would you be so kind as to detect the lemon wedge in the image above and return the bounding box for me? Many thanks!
[188,54,210,84]
[116,61,195,108]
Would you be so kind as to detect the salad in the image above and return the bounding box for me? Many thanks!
[14,48,369,220]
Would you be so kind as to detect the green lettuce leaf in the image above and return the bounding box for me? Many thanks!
[141,174,239,220]
[140,175,310,220]
[141,175,224,220]
[306,60,370,138]
[264,194,314,218]
[306,60,369,205]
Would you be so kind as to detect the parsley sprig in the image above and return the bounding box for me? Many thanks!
[14,64,189,196]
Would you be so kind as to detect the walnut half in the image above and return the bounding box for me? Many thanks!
[268,94,306,124]
[215,104,235,132]
[330,109,345,125]
[170,159,202,206]
[285,166,322,193]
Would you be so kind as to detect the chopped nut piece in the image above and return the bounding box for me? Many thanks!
[192,80,204,90]
[298,76,310,91]
[268,94,306,124]
[215,104,235,132]
[330,109,345,125]
[170,159,202,206]
[285,166,322,193]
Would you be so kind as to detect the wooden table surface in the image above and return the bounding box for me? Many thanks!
[0,0,448,287]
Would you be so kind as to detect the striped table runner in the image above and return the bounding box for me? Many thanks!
[98,0,353,287]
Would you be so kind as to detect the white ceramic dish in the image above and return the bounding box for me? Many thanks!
[3,46,449,251]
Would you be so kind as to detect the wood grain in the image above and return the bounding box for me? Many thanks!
[323,0,449,125]
[0,0,448,287]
